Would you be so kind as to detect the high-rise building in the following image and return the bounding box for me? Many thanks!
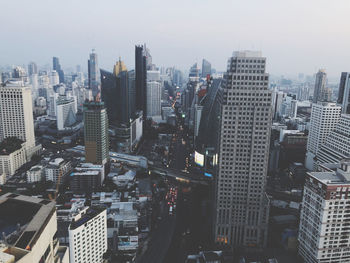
[100,69,118,123]
[313,69,328,103]
[189,63,200,79]
[83,101,109,165]
[68,206,107,263]
[146,81,161,119]
[298,159,350,263]
[202,59,211,78]
[337,72,350,114]
[305,102,341,170]
[316,114,350,165]
[214,51,272,248]
[28,61,38,76]
[135,45,147,116]
[0,193,69,263]
[0,81,35,152]
[50,70,60,86]
[88,50,100,97]
[52,57,64,83]
[128,70,136,117]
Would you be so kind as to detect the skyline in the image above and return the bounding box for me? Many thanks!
[1,0,350,78]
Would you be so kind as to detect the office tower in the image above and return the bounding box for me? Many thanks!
[100,69,118,122]
[214,51,272,248]
[313,69,328,103]
[52,57,64,83]
[28,61,38,76]
[272,91,285,120]
[69,206,107,263]
[290,99,298,118]
[316,114,350,165]
[83,101,109,165]
[337,72,350,114]
[88,49,100,97]
[297,84,310,101]
[56,97,77,130]
[135,45,147,116]
[0,193,69,263]
[144,43,153,70]
[12,66,26,79]
[146,81,161,118]
[100,58,130,125]
[298,159,350,263]
[305,102,341,170]
[128,70,136,116]
[48,93,59,117]
[189,63,200,79]
[50,70,60,86]
[147,70,161,82]
[0,81,35,152]
[202,59,211,78]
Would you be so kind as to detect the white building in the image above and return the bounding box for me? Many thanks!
[45,158,72,184]
[0,81,36,153]
[68,206,107,263]
[316,114,350,165]
[147,70,160,82]
[0,193,69,263]
[50,70,60,86]
[146,81,161,119]
[56,97,77,130]
[0,142,27,184]
[215,51,272,248]
[26,165,44,183]
[298,160,350,263]
[305,102,341,170]
[130,114,143,151]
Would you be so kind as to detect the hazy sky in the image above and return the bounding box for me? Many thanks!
[1,0,350,78]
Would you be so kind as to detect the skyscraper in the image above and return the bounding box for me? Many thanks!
[0,80,35,152]
[146,81,161,119]
[337,72,350,114]
[313,69,328,103]
[135,45,147,117]
[88,50,100,97]
[305,102,341,170]
[214,51,272,248]
[202,59,211,78]
[83,101,109,165]
[28,61,38,76]
[52,57,64,83]
[128,70,136,117]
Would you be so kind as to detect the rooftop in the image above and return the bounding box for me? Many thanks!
[0,193,55,260]
[70,206,105,230]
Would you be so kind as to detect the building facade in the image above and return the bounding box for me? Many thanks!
[88,50,100,97]
[56,97,76,130]
[337,72,350,114]
[146,81,161,118]
[83,101,109,165]
[69,206,107,263]
[305,102,341,170]
[214,51,272,248]
[299,160,350,263]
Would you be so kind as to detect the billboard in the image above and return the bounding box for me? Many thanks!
[194,151,204,167]
[118,236,138,251]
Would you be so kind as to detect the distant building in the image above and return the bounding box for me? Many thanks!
[69,206,107,263]
[337,72,350,114]
[0,193,69,263]
[135,45,147,117]
[313,69,328,103]
[201,59,211,78]
[83,101,109,165]
[146,81,161,119]
[28,61,38,76]
[53,57,64,83]
[88,50,100,97]
[298,159,350,263]
[56,97,77,130]
[305,102,341,170]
